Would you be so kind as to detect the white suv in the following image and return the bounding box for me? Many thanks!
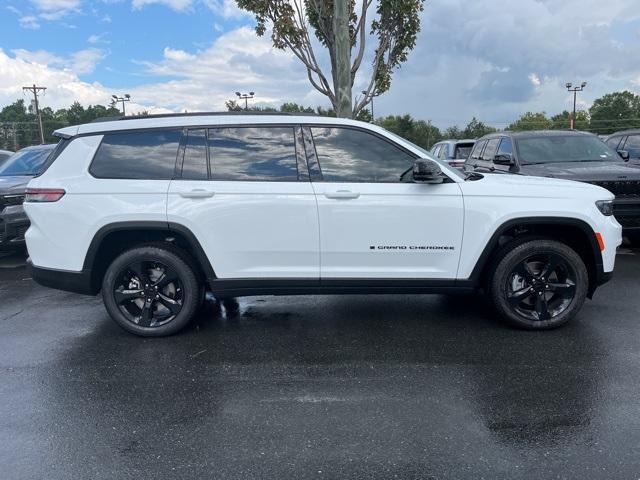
[24,114,622,336]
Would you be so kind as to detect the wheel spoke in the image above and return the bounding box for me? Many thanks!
[157,294,181,315]
[548,282,576,299]
[539,254,563,281]
[114,288,144,304]
[129,262,151,286]
[513,261,535,282]
[154,267,179,289]
[139,300,154,327]
[508,287,535,306]
[535,294,551,320]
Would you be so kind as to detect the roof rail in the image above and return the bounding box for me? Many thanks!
[91,111,319,123]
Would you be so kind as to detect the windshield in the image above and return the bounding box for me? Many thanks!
[383,130,465,180]
[0,147,54,176]
[516,136,621,165]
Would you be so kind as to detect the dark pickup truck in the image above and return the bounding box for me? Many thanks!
[464,130,640,240]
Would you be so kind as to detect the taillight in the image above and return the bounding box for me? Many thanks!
[24,188,66,203]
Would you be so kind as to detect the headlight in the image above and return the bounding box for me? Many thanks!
[596,200,614,216]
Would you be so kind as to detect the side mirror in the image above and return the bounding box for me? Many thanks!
[618,150,630,161]
[413,159,443,184]
[493,153,514,166]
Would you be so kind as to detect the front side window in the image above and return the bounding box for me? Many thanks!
[623,135,640,159]
[481,138,500,161]
[310,127,415,183]
[208,127,298,181]
[605,136,622,150]
[90,130,181,179]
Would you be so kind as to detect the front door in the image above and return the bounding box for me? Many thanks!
[305,126,464,279]
[167,126,319,279]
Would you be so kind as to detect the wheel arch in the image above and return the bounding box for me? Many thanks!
[83,221,215,294]
[469,217,604,298]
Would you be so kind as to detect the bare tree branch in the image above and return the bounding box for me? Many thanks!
[351,0,372,78]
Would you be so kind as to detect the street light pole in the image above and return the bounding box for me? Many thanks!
[362,90,381,121]
[235,91,255,110]
[565,82,587,130]
[112,94,131,116]
[22,84,46,144]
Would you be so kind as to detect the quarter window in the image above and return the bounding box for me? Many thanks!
[90,130,181,179]
[181,129,208,180]
[208,127,298,181]
[310,127,415,183]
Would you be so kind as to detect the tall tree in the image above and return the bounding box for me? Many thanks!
[236,0,425,118]
[376,114,441,149]
[589,91,640,135]
[463,117,497,138]
[550,110,589,131]
[508,112,552,131]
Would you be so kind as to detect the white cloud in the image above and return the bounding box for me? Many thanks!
[30,0,81,17]
[11,48,106,76]
[203,0,249,19]
[19,16,40,29]
[131,0,194,11]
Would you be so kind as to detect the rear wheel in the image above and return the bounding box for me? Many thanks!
[489,239,588,329]
[102,245,201,337]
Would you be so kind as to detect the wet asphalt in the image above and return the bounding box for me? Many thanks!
[0,248,639,479]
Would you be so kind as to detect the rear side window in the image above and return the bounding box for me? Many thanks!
[90,130,181,179]
[208,127,298,181]
[469,140,487,161]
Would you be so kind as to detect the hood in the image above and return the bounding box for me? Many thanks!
[0,175,32,195]
[520,161,640,182]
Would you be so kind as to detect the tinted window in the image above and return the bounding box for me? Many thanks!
[454,143,474,159]
[623,135,640,159]
[438,144,448,159]
[516,135,621,164]
[311,127,415,183]
[182,129,208,180]
[481,138,500,161]
[497,138,513,156]
[208,127,298,181]
[0,146,54,176]
[431,145,441,157]
[470,140,487,160]
[605,136,622,150]
[91,130,180,179]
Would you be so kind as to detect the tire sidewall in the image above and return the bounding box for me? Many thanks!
[102,246,200,337]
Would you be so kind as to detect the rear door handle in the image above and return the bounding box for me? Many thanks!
[324,190,360,200]
[179,189,215,199]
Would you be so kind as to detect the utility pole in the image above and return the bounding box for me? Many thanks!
[112,94,131,116]
[22,84,46,144]
[565,82,587,130]
[235,92,255,110]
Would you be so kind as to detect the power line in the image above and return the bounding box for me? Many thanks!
[22,84,46,144]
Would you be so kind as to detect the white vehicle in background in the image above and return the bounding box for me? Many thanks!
[431,139,476,168]
[24,113,621,336]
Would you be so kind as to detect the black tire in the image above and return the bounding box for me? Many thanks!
[488,238,588,330]
[102,244,202,337]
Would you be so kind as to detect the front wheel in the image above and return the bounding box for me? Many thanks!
[102,245,202,337]
[489,239,588,330]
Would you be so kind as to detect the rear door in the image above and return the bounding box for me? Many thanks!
[167,125,319,279]
[305,125,464,280]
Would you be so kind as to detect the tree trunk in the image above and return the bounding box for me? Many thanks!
[332,0,352,118]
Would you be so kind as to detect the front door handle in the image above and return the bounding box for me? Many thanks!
[324,190,360,200]
[179,189,215,199]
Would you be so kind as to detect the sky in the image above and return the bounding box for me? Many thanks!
[1,0,640,128]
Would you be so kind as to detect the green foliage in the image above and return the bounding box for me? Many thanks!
[463,117,497,138]
[507,112,552,131]
[376,114,442,149]
[589,91,640,135]
[550,110,589,131]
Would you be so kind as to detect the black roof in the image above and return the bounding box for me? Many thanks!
[479,129,595,140]
[606,129,640,138]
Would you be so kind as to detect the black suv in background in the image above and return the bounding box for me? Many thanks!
[0,144,55,251]
[464,130,640,239]
[605,129,640,165]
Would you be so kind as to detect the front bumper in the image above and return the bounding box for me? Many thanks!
[613,198,640,233]
[0,206,29,251]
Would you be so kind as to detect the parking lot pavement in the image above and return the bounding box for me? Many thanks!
[0,249,639,479]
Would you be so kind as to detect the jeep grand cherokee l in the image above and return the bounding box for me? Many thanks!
[464,130,640,239]
[24,114,621,336]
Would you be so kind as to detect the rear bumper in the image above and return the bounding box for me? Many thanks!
[0,210,29,251]
[27,259,97,295]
